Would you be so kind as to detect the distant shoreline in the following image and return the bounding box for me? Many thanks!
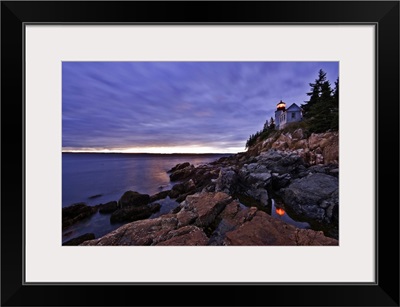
[62,152,237,156]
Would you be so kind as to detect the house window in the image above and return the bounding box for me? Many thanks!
[291,113,296,119]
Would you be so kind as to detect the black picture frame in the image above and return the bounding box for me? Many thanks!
[1,1,399,306]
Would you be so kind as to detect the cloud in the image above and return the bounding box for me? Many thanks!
[62,61,339,152]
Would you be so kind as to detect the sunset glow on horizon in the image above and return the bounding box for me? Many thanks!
[62,145,242,154]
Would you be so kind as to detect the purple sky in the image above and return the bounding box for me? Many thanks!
[62,62,338,153]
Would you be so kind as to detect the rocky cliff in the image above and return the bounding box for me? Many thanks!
[246,128,339,166]
[71,128,339,246]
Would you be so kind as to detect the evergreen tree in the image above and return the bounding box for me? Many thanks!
[302,70,339,133]
[330,77,339,130]
[302,69,327,118]
[320,80,332,101]
[263,119,269,131]
[332,77,339,103]
[268,117,275,130]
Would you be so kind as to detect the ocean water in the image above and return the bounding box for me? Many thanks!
[62,153,229,243]
[62,153,229,208]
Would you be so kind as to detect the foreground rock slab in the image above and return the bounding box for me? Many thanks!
[81,192,338,246]
[63,233,95,246]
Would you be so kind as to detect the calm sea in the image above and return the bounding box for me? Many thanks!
[62,153,230,242]
[62,153,230,207]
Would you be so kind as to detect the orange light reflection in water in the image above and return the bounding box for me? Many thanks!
[275,208,286,216]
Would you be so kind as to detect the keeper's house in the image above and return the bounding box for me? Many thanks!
[274,100,303,130]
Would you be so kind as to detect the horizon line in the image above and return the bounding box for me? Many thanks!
[62,151,238,155]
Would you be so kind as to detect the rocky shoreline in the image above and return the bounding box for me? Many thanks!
[62,129,339,246]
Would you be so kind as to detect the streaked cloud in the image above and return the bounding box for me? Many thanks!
[62,61,339,153]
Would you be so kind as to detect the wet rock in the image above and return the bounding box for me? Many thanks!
[62,203,98,229]
[169,164,195,181]
[82,215,179,246]
[98,201,118,214]
[168,162,190,173]
[328,168,339,178]
[118,191,150,208]
[215,167,238,194]
[63,233,95,246]
[308,164,329,174]
[245,188,269,205]
[208,202,257,245]
[223,210,338,246]
[186,192,233,228]
[169,179,196,199]
[281,173,338,223]
[110,203,161,223]
[82,191,338,246]
[271,173,292,189]
[169,180,197,202]
[149,190,171,203]
[192,167,220,190]
[257,150,306,175]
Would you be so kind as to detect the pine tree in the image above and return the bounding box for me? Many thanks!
[332,77,339,103]
[268,117,275,130]
[303,70,339,133]
[263,119,269,131]
[302,69,327,118]
[330,77,339,130]
[320,80,332,101]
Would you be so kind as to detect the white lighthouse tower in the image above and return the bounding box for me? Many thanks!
[274,100,286,129]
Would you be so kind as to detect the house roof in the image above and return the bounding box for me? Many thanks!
[286,103,301,111]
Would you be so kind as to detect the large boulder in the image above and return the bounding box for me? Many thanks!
[256,150,306,175]
[62,203,98,229]
[169,179,196,199]
[179,192,233,228]
[169,164,195,181]
[118,191,150,208]
[214,167,239,194]
[208,202,258,245]
[190,167,220,191]
[281,173,338,223]
[149,190,171,203]
[223,210,337,246]
[271,172,292,189]
[98,201,118,214]
[82,215,179,246]
[168,162,190,173]
[236,162,272,204]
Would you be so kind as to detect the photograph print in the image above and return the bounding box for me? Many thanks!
[62,61,339,246]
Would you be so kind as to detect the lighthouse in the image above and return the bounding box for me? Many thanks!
[275,100,286,129]
[274,100,303,130]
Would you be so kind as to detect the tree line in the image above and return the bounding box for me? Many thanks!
[302,69,339,133]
